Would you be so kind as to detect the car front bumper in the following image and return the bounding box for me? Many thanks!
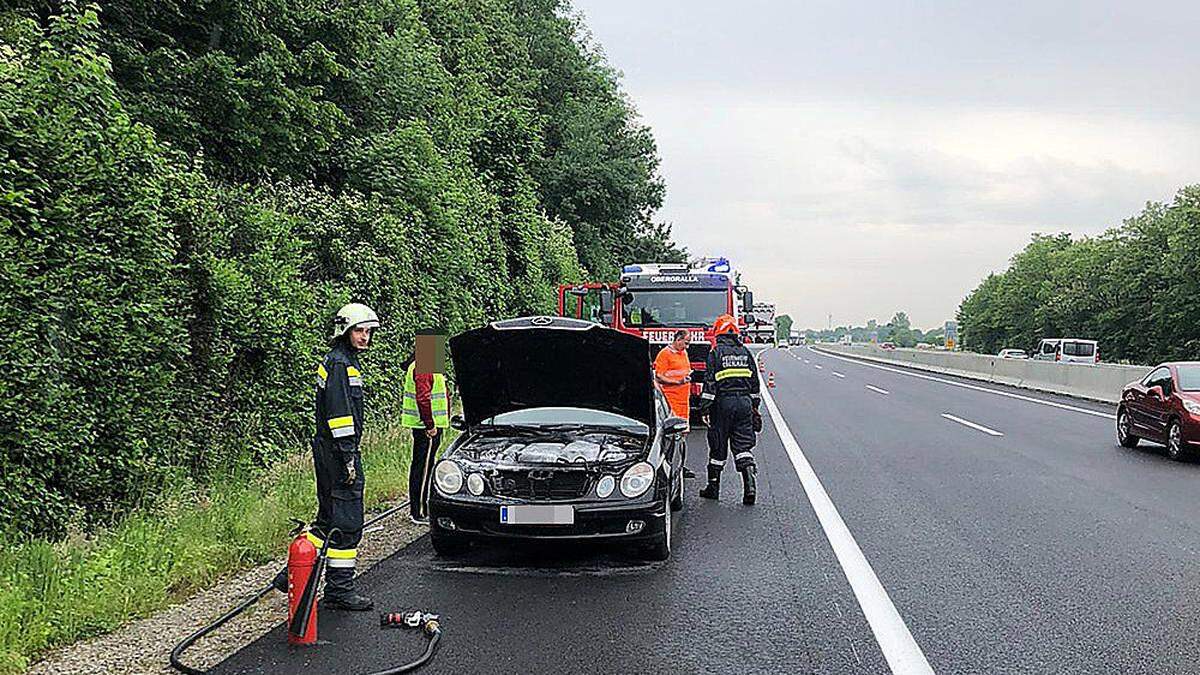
[429,496,667,544]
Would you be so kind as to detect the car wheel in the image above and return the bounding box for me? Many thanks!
[430,529,469,557]
[1166,421,1191,462]
[642,493,672,561]
[1116,407,1140,448]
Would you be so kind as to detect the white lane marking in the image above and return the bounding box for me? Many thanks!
[941,413,1004,437]
[832,372,846,379]
[804,359,811,364]
[867,385,890,395]
[760,385,934,675]
[814,364,824,370]
[813,348,1115,420]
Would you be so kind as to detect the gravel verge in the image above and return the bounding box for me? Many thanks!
[28,505,424,675]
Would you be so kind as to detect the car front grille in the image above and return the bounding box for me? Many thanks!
[490,470,592,501]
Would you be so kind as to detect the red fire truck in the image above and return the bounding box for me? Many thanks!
[556,258,755,415]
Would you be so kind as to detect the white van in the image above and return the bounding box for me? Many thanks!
[1032,338,1099,364]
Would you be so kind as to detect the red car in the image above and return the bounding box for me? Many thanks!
[1117,362,1200,460]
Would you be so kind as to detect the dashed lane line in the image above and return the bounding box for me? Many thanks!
[941,413,1004,437]
[815,364,824,370]
[832,372,846,379]
[759,385,935,675]
[866,385,890,395]
[812,348,1115,420]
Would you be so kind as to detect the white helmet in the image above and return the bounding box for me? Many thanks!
[332,303,380,339]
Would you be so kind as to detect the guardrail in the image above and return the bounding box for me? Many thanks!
[812,344,1150,404]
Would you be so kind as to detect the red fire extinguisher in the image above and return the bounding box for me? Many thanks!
[287,530,320,645]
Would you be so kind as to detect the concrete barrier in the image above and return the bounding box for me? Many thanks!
[812,344,1150,404]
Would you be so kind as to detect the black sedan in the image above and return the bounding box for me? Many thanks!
[429,316,689,560]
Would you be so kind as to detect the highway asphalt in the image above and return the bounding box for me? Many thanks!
[216,346,1200,674]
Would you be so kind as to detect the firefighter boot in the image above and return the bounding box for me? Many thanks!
[699,466,721,500]
[323,567,373,611]
[740,465,757,505]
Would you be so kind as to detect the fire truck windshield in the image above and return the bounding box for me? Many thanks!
[622,290,728,328]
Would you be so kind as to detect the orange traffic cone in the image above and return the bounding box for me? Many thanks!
[768,372,776,388]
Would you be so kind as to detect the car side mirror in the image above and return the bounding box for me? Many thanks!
[663,416,689,436]
[450,414,467,431]
[1148,386,1165,402]
[742,290,754,313]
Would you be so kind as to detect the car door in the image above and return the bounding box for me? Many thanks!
[1146,368,1177,440]
[1036,340,1056,361]
[1133,367,1172,439]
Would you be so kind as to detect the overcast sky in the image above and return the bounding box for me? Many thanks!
[572,0,1200,330]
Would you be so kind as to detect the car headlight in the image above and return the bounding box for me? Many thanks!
[434,460,463,495]
[1184,400,1200,416]
[596,475,615,498]
[466,473,485,496]
[620,462,655,498]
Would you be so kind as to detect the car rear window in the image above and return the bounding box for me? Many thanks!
[1178,366,1200,391]
[1062,342,1095,357]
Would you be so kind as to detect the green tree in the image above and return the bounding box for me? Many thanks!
[0,0,676,537]
[775,314,793,342]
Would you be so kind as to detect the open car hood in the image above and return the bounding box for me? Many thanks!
[449,317,655,428]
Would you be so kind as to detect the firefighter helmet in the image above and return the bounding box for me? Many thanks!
[332,303,380,339]
[713,314,739,336]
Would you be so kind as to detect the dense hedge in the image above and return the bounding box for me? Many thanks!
[957,186,1200,364]
[0,1,678,537]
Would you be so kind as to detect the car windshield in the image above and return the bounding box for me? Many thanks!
[1063,341,1095,357]
[483,407,648,433]
[622,289,727,327]
[1178,366,1200,391]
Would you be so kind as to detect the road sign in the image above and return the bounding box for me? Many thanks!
[944,321,958,350]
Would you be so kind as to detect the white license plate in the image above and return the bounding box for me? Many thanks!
[499,505,575,525]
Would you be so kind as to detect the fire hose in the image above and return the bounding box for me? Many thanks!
[169,500,442,674]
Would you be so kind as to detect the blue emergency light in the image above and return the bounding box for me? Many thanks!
[706,258,730,273]
[622,265,643,274]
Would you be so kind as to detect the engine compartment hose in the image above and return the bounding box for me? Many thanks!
[170,500,421,675]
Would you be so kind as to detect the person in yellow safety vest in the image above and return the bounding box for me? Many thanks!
[273,302,379,610]
[402,329,450,525]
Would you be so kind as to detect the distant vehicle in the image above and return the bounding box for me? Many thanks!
[1032,338,1099,364]
[879,342,896,351]
[1117,362,1200,461]
[788,331,804,347]
[839,335,852,346]
[916,342,934,350]
[998,348,1028,359]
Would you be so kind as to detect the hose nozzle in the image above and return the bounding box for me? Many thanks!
[380,610,439,630]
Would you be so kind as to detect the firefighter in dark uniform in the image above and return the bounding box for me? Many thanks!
[698,314,762,504]
[273,303,380,608]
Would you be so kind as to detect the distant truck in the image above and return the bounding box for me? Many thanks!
[839,335,852,346]
[556,257,754,413]
[745,325,776,345]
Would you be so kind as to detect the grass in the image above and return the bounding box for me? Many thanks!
[0,422,446,674]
